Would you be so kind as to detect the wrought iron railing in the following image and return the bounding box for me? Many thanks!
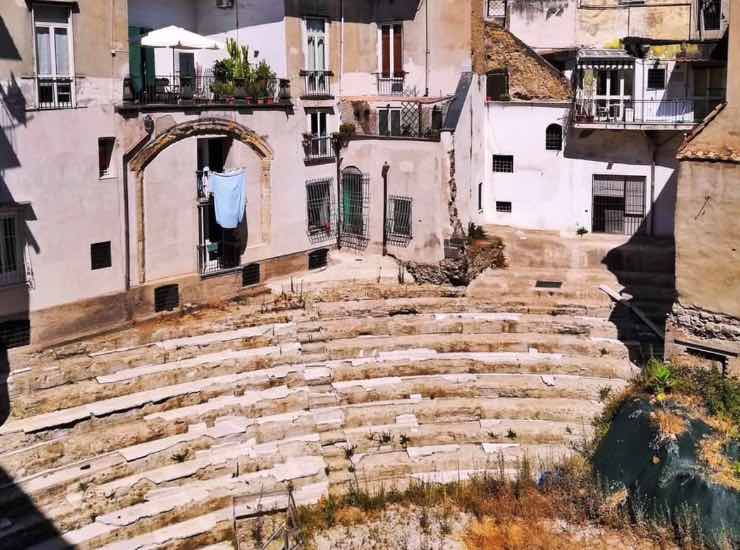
[36,76,75,110]
[301,70,333,97]
[376,73,406,96]
[304,136,334,161]
[122,74,291,106]
[572,98,719,126]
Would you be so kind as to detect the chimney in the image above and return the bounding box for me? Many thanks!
[728,0,740,106]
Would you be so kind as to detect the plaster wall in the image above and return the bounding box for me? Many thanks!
[674,161,740,318]
[341,138,449,262]
[507,0,577,50]
[482,102,679,235]
[0,106,126,316]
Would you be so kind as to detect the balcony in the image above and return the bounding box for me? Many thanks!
[35,76,76,110]
[119,74,291,111]
[376,72,406,96]
[303,135,335,164]
[300,70,333,99]
[572,98,712,130]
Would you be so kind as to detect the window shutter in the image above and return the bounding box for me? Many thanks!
[393,25,403,76]
[381,26,391,77]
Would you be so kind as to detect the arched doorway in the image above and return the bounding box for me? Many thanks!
[129,118,273,284]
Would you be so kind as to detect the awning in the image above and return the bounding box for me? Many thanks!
[577,49,634,69]
[141,26,224,50]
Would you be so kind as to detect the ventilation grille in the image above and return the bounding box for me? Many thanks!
[154,284,179,312]
[308,248,329,270]
[0,319,30,349]
[242,263,261,287]
[535,280,562,289]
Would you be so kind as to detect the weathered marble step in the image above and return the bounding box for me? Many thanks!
[302,332,636,359]
[296,312,621,343]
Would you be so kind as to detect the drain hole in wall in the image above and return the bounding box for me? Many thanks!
[535,280,563,289]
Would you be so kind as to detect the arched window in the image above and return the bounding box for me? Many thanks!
[545,124,562,151]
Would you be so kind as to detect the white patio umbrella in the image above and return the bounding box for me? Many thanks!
[141,26,225,77]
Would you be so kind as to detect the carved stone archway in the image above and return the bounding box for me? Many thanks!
[129,118,274,284]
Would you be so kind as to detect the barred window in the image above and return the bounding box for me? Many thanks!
[486,69,509,101]
[90,241,112,270]
[0,214,22,287]
[496,201,512,213]
[306,178,334,242]
[492,154,513,173]
[486,0,507,22]
[647,68,666,90]
[545,124,563,151]
[387,196,412,241]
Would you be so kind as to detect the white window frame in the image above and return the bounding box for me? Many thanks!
[591,67,633,121]
[32,4,76,108]
[377,23,403,76]
[0,212,24,287]
[303,17,329,71]
[306,111,333,158]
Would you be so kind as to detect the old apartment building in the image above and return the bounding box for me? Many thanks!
[0,0,477,346]
[0,0,733,349]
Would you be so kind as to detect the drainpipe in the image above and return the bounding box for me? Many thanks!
[424,0,429,97]
[333,136,343,250]
[340,0,344,97]
[121,116,154,294]
[382,162,390,255]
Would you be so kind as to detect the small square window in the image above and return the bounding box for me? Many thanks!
[492,155,513,173]
[308,248,329,270]
[98,137,115,178]
[496,201,512,213]
[486,70,509,101]
[154,284,179,312]
[242,263,260,286]
[647,68,666,90]
[90,241,112,270]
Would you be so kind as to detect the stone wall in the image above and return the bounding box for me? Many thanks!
[670,303,740,343]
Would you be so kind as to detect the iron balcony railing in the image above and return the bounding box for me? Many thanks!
[122,74,291,106]
[376,72,406,96]
[36,76,75,110]
[572,98,722,126]
[304,136,334,162]
[300,70,333,98]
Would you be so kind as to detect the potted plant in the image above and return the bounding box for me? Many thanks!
[301,132,313,155]
[253,60,275,103]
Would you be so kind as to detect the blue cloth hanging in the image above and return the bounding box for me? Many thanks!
[209,169,246,229]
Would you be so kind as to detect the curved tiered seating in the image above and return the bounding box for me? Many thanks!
[0,266,665,549]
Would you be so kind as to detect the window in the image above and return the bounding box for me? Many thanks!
[692,66,726,120]
[33,4,74,109]
[492,155,513,173]
[306,178,334,239]
[380,24,403,78]
[242,263,260,286]
[592,175,646,235]
[647,68,666,90]
[478,182,483,211]
[379,107,402,136]
[90,241,112,270]
[545,124,563,151]
[307,111,331,159]
[496,201,512,213]
[308,248,329,270]
[699,0,721,31]
[306,18,327,70]
[486,70,509,101]
[154,284,179,312]
[0,214,22,287]
[340,167,369,249]
[486,0,507,25]
[431,106,444,131]
[387,196,412,240]
[98,137,115,178]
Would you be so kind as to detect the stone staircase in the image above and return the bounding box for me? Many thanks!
[0,230,676,549]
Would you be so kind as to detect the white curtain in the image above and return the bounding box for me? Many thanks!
[36,27,51,75]
[54,28,69,75]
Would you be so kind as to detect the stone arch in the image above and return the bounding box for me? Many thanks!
[130,117,274,284]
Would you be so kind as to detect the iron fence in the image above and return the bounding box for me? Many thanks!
[340,169,370,250]
[196,171,244,276]
[123,74,291,106]
[592,175,646,236]
[386,195,413,247]
[304,136,334,162]
[306,178,335,244]
[36,77,75,110]
[301,70,333,97]
[573,98,711,126]
[376,73,406,96]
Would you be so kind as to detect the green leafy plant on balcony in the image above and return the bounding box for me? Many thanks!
[210,38,276,102]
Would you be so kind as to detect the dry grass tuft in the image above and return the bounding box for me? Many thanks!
[462,517,578,550]
[652,411,688,441]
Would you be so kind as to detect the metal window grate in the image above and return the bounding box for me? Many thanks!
[306,178,335,244]
[386,195,412,247]
[592,175,646,235]
[536,280,562,289]
[0,215,19,285]
[308,248,329,270]
[496,201,512,213]
[154,284,179,312]
[647,68,666,90]
[340,169,370,250]
[90,241,111,271]
[0,319,31,349]
[487,0,506,19]
[492,155,513,173]
[242,263,260,286]
[545,124,563,151]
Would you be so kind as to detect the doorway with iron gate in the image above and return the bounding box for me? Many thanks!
[592,175,646,235]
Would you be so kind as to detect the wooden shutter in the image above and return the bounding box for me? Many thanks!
[393,24,403,76]
[381,26,390,77]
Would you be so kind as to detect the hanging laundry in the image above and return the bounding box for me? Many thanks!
[209,169,247,229]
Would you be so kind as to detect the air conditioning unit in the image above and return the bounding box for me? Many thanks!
[216,0,234,8]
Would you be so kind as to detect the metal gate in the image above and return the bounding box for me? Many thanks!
[592,175,646,235]
[340,168,369,250]
[400,101,421,137]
